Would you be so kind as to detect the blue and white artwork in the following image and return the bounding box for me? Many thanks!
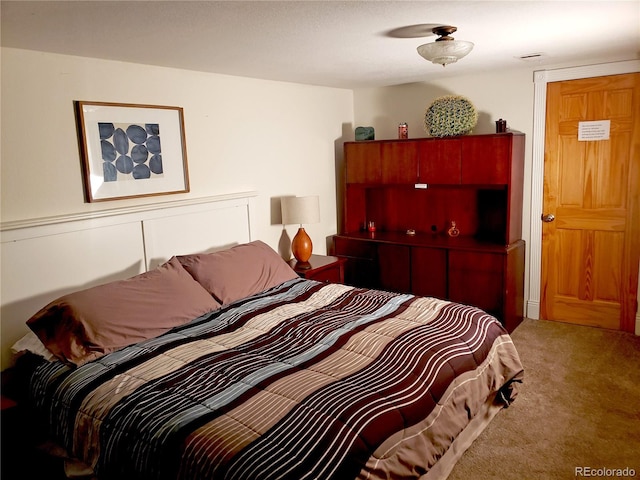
[98,122,163,182]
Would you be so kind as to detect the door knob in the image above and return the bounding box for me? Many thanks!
[541,213,555,222]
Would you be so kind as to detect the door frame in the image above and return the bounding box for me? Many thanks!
[528,60,640,334]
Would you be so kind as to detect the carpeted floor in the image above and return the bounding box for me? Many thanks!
[448,318,640,480]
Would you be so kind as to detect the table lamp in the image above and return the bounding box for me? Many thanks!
[281,195,320,267]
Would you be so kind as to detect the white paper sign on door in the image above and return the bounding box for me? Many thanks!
[578,120,610,141]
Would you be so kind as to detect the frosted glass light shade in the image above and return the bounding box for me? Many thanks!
[417,40,474,66]
[281,195,320,225]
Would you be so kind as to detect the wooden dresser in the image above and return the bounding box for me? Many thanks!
[333,132,525,332]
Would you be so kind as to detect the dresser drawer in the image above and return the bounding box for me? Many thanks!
[334,237,376,259]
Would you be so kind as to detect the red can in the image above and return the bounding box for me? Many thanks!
[398,123,408,139]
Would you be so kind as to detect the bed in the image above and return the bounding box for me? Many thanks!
[11,238,524,480]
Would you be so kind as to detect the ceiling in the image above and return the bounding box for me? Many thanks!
[2,1,639,89]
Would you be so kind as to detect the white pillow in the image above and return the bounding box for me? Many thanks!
[11,331,58,362]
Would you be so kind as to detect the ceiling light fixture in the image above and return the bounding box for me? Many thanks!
[417,25,474,67]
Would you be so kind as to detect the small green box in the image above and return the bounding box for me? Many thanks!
[355,126,375,141]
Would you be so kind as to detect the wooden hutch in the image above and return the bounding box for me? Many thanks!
[333,132,525,332]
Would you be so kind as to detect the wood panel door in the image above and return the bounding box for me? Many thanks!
[381,141,418,184]
[345,142,381,184]
[418,138,461,184]
[461,135,511,184]
[448,250,504,319]
[541,73,640,332]
[411,246,447,299]
[377,244,411,293]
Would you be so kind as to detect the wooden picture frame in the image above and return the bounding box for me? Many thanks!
[75,101,189,202]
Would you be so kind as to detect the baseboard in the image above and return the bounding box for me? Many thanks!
[529,300,640,336]
[526,301,540,320]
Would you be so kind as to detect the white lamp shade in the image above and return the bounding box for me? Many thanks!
[417,40,474,65]
[281,195,320,225]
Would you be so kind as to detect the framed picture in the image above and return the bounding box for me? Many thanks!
[75,101,189,202]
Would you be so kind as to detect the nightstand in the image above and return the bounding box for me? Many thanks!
[288,254,346,284]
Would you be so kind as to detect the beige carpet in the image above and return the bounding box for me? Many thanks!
[448,318,640,480]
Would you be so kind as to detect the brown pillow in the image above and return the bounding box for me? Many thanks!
[27,257,220,367]
[178,240,298,305]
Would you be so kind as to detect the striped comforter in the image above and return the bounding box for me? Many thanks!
[26,278,523,480]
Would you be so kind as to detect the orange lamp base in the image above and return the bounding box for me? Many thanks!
[291,227,313,263]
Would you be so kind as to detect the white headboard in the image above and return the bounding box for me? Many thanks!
[0,191,257,369]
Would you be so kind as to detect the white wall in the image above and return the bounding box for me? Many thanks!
[352,68,536,311]
[352,68,534,140]
[3,46,635,341]
[1,47,354,255]
[6,47,628,325]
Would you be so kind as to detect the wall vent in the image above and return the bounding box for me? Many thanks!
[517,53,545,62]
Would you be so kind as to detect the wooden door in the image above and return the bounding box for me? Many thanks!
[418,138,461,184]
[541,73,640,332]
[411,246,447,299]
[345,142,381,184]
[461,135,510,184]
[381,141,418,184]
[334,237,378,288]
[377,244,411,293]
[448,250,504,322]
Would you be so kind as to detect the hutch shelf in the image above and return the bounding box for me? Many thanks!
[333,132,525,332]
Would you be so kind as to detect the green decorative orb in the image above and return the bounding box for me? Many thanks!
[424,95,478,137]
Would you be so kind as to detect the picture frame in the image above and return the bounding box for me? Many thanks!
[75,101,190,202]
